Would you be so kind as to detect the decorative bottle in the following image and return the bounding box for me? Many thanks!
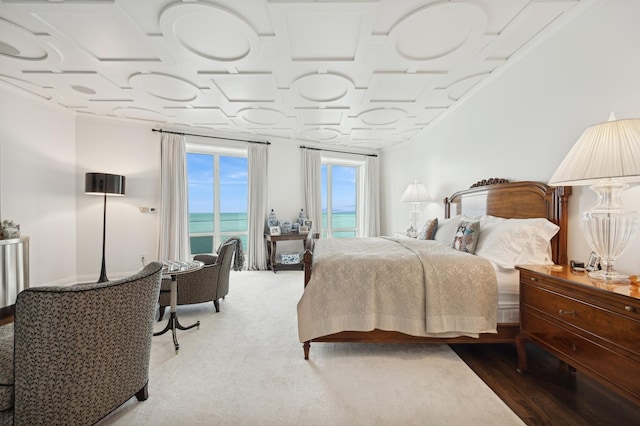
[298,208,306,225]
[267,209,278,227]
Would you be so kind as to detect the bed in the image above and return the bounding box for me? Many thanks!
[298,180,571,359]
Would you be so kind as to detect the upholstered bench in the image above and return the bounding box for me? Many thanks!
[0,323,13,420]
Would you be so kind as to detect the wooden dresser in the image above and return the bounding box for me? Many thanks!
[516,265,640,406]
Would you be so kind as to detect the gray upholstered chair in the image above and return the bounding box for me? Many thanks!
[158,239,237,320]
[0,262,163,426]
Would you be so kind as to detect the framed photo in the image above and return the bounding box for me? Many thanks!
[303,219,313,229]
[269,226,281,236]
[299,225,309,234]
[587,252,601,271]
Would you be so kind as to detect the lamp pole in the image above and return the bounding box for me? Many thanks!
[99,191,108,283]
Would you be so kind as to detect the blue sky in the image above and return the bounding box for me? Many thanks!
[187,153,248,213]
[322,165,356,212]
[188,153,357,213]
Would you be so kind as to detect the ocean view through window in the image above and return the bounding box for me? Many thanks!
[321,162,359,238]
[187,152,248,256]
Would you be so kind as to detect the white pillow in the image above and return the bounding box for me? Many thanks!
[434,215,462,244]
[475,218,560,269]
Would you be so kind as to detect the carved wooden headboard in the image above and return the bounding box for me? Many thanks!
[443,181,571,265]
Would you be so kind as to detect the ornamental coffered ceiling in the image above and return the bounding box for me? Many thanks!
[0,0,595,150]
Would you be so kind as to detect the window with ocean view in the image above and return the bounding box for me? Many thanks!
[321,163,359,238]
[187,152,248,256]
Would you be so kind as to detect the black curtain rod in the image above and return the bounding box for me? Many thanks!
[152,128,270,145]
[300,145,378,158]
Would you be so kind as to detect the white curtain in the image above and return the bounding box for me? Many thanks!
[302,149,322,235]
[362,155,380,237]
[247,144,269,270]
[158,133,190,261]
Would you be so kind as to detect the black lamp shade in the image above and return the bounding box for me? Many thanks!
[85,173,126,196]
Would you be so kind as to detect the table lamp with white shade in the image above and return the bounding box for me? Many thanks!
[548,113,640,282]
[400,180,430,237]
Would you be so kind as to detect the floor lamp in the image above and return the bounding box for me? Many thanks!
[85,173,126,283]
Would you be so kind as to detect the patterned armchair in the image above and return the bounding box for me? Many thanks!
[0,262,163,426]
[158,239,237,320]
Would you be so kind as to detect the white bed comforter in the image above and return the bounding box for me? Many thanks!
[297,237,498,342]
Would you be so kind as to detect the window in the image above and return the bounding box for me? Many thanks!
[321,159,362,238]
[187,150,248,256]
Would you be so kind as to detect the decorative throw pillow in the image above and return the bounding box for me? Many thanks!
[417,218,438,240]
[451,219,480,254]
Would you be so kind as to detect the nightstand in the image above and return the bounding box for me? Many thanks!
[516,265,640,406]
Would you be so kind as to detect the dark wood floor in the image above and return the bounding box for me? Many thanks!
[451,343,640,425]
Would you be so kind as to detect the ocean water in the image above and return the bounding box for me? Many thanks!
[188,212,356,254]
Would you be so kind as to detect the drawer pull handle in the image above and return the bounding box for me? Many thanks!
[625,306,636,312]
[559,309,576,316]
[571,343,577,352]
[530,277,538,282]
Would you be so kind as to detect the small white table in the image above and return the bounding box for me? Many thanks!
[153,260,204,353]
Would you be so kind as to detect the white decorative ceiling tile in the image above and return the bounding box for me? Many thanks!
[488,1,577,60]
[0,0,593,150]
[0,18,62,64]
[285,12,363,61]
[113,106,169,122]
[33,8,160,62]
[0,73,52,100]
[366,73,439,102]
[446,72,490,101]
[165,107,231,126]
[357,108,407,126]
[291,73,355,104]
[417,108,447,124]
[160,2,260,64]
[129,73,201,103]
[385,2,488,69]
[301,128,342,142]
[203,72,279,103]
[21,71,126,103]
[299,109,345,126]
[237,107,286,126]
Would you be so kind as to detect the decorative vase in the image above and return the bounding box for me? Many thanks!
[298,208,306,226]
[267,209,279,227]
[280,219,292,234]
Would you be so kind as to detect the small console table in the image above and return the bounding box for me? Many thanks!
[264,232,318,273]
[154,260,204,354]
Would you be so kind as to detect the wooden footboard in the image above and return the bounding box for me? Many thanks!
[302,325,520,360]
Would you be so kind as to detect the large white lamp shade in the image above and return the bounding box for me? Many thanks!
[549,114,640,282]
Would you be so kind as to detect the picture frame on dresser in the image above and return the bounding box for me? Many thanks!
[269,226,281,236]
[587,252,601,271]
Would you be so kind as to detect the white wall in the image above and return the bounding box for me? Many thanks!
[0,84,77,286]
[382,0,640,274]
[74,116,314,279]
[75,116,161,281]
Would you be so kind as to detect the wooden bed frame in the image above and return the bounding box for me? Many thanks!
[300,181,571,359]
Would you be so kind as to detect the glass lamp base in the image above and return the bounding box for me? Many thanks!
[588,269,630,284]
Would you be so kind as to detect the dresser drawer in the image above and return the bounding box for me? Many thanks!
[523,311,640,401]
[519,270,640,321]
[521,281,640,357]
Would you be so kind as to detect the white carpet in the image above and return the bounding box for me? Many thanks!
[100,270,524,426]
